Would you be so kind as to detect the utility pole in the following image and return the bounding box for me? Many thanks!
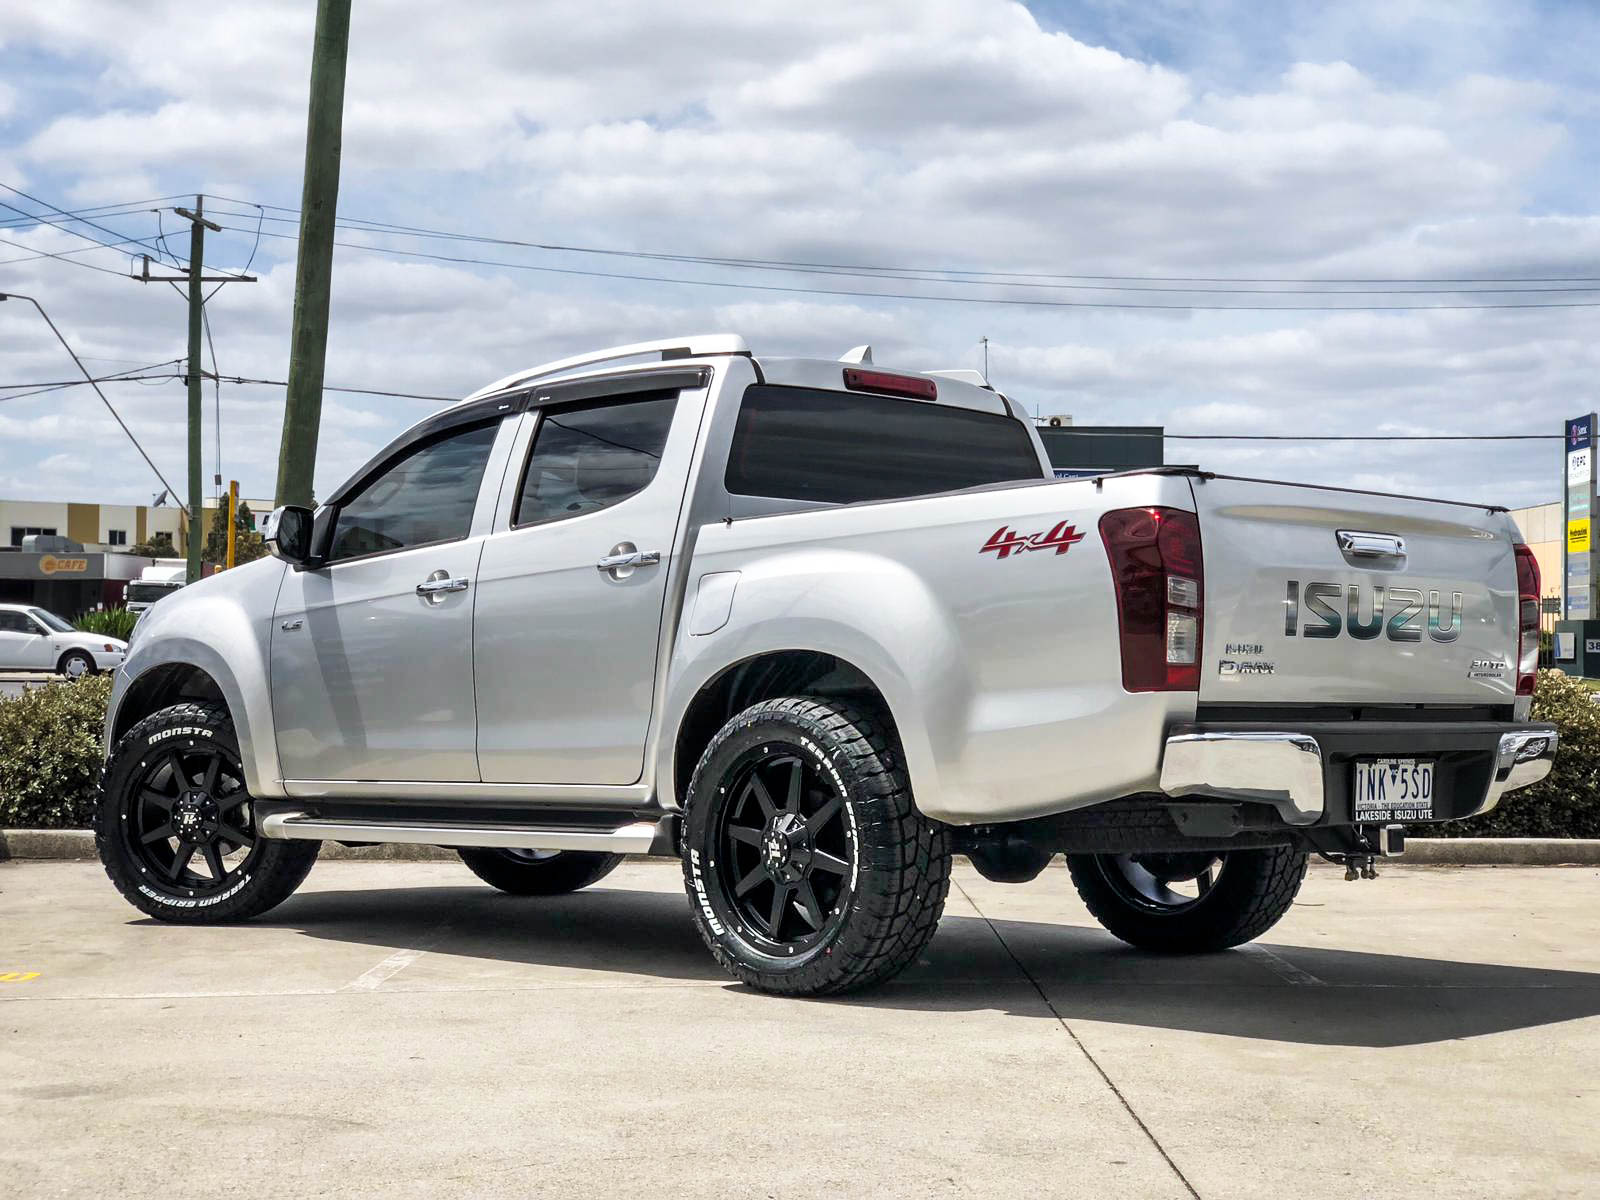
[178,197,215,583]
[276,0,353,509]
[143,199,254,582]
[980,336,990,383]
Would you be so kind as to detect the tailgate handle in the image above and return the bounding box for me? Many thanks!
[1337,530,1406,560]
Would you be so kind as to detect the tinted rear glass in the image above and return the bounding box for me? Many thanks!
[725,385,1042,504]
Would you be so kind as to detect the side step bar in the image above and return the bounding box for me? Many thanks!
[258,812,665,855]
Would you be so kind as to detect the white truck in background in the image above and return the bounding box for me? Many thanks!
[123,561,186,616]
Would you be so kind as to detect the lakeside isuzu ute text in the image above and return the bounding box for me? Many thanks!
[93,335,1556,994]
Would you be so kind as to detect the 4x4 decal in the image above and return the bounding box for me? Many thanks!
[980,521,1085,560]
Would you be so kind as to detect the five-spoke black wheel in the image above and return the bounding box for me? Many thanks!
[96,702,319,922]
[682,696,949,996]
[1065,845,1307,953]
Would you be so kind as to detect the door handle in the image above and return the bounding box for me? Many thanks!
[416,575,470,596]
[1337,530,1406,560]
[596,550,661,572]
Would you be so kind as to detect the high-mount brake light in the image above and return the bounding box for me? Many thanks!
[1099,507,1204,692]
[842,367,938,400]
[1514,543,1541,698]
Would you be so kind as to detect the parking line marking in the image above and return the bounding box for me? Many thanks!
[0,972,40,983]
[344,948,426,991]
[340,913,460,992]
[1239,944,1325,986]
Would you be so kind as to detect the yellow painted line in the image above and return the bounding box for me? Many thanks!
[0,972,40,983]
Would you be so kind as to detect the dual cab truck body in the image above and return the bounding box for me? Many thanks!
[94,336,1554,993]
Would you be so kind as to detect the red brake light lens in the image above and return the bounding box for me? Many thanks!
[842,367,937,400]
[1100,507,1204,691]
[1514,543,1540,697]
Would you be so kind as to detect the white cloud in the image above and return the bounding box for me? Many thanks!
[0,0,1595,513]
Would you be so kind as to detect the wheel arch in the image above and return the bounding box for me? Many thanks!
[667,649,911,811]
[110,662,228,743]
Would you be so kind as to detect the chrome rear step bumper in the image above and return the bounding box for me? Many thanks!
[258,813,664,855]
[1159,724,1558,827]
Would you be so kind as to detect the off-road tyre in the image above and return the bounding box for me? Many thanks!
[681,696,950,996]
[1065,845,1307,953]
[96,702,320,923]
[456,848,624,895]
[58,649,95,679]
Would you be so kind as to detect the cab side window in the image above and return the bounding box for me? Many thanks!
[0,612,36,634]
[513,393,677,527]
[327,420,501,563]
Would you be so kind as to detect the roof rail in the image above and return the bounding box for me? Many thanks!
[465,334,750,400]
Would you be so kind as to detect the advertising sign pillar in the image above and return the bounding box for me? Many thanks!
[1565,414,1596,619]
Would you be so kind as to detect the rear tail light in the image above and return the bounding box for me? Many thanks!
[1100,507,1204,691]
[1514,543,1540,697]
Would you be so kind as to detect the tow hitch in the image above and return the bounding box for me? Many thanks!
[1321,824,1406,880]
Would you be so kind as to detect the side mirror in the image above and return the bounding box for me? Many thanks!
[261,505,314,564]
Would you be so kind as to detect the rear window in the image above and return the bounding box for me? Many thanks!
[725,385,1042,504]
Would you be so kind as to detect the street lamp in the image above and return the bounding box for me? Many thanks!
[0,292,187,519]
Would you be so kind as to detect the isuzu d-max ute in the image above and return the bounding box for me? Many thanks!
[94,335,1556,995]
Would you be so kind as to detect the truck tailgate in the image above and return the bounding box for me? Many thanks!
[1190,476,1521,707]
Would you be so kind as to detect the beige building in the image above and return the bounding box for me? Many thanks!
[1,495,273,556]
[1508,500,1563,606]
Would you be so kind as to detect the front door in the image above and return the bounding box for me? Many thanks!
[0,610,54,670]
[473,385,696,784]
[271,418,503,782]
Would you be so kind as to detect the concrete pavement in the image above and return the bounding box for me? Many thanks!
[1,859,1597,1198]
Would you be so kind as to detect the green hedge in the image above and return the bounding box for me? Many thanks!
[1433,669,1600,839]
[74,607,138,640]
[0,675,112,830]
[0,669,1597,835]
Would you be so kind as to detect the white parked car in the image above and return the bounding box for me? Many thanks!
[0,603,127,678]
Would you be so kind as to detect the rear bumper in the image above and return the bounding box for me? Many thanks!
[1160,722,1557,827]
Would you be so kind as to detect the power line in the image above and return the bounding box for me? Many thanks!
[206,196,1600,289]
[215,223,1600,312]
[0,292,187,513]
[0,232,139,277]
[0,197,186,231]
[0,183,175,265]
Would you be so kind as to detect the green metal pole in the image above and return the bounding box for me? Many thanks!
[186,195,205,583]
[275,0,352,509]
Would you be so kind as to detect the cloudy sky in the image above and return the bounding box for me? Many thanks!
[1,0,1596,510]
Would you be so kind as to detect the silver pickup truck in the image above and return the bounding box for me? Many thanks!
[94,334,1556,995]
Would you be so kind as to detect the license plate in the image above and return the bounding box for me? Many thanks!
[1353,758,1435,821]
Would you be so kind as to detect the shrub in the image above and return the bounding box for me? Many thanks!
[74,607,138,641]
[1435,669,1600,838]
[0,675,112,830]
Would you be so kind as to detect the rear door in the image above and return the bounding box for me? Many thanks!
[472,373,707,785]
[1191,476,1520,707]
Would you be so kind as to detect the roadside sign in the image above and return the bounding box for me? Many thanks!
[1569,519,1592,554]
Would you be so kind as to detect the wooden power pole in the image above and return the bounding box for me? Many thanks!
[176,196,218,583]
[275,0,353,509]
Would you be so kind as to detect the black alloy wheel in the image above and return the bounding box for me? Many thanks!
[681,696,950,996]
[121,739,259,898]
[1097,851,1226,915]
[1065,844,1307,954]
[96,702,320,922]
[714,745,855,955]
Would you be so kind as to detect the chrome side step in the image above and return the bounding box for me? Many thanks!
[258,812,663,855]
